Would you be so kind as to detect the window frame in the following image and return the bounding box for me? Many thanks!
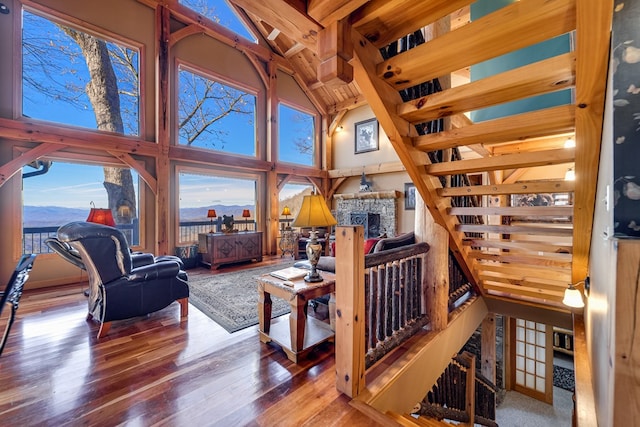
[174,165,263,245]
[19,4,146,137]
[175,60,260,158]
[276,100,320,168]
[14,148,147,258]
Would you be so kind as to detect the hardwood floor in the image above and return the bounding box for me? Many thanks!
[0,256,379,426]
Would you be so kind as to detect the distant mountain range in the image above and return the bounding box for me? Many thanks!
[23,204,254,227]
[23,188,311,227]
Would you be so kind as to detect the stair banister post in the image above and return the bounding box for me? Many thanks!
[335,225,366,398]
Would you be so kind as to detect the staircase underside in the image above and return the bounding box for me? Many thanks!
[230,0,613,312]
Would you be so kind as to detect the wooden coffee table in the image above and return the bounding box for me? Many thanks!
[257,272,335,363]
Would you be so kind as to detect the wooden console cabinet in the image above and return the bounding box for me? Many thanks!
[198,232,263,269]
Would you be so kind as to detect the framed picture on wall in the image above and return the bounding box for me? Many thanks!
[404,183,416,210]
[354,118,379,154]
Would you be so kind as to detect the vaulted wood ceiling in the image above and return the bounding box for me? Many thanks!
[232,0,613,312]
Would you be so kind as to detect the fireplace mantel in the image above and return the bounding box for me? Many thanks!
[333,191,401,200]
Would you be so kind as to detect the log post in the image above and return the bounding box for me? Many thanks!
[481,313,497,384]
[463,353,476,426]
[335,225,366,397]
[415,191,449,330]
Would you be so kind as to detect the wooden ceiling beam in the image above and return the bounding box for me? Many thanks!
[398,53,575,123]
[308,0,369,27]
[350,0,473,48]
[438,180,574,197]
[228,0,322,51]
[377,0,576,90]
[328,161,406,178]
[414,105,575,152]
[425,148,575,176]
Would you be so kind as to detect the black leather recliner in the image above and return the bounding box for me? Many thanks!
[56,221,189,339]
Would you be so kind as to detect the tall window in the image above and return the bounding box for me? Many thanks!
[22,161,140,254]
[22,10,140,135]
[179,0,257,43]
[178,172,257,243]
[278,104,315,166]
[178,67,256,156]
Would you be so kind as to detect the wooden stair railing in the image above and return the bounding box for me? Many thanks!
[363,241,431,368]
[412,351,498,427]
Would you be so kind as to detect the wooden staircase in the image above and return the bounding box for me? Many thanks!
[346,0,612,310]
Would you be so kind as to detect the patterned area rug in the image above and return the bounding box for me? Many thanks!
[188,263,295,333]
[553,365,575,392]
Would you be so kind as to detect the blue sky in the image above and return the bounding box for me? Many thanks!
[21,0,313,210]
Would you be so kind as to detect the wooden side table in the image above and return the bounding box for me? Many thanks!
[257,272,335,363]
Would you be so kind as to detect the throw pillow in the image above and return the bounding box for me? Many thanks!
[331,237,380,257]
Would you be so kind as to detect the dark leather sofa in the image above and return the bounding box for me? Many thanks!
[57,221,189,338]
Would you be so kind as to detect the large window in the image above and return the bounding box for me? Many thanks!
[278,103,315,166]
[278,183,313,228]
[22,161,140,254]
[178,67,257,156]
[22,10,140,135]
[178,172,257,243]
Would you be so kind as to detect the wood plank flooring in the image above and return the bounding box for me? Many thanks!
[0,256,380,426]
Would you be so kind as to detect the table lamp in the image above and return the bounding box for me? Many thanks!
[207,209,217,233]
[86,202,116,227]
[291,193,337,282]
[281,206,292,230]
[242,209,251,231]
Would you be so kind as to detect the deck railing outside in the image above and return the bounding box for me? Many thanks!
[23,218,262,255]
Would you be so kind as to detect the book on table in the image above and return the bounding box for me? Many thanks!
[269,267,308,281]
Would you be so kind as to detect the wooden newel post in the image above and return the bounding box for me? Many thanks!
[335,225,366,398]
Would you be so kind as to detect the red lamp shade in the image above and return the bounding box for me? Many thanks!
[242,209,251,218]
[86,208,116,227]
[207,209,217,218]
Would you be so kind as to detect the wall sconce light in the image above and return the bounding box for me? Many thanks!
[336,125,344,132]
[564,137,576,148]
[562,278,590,308]
[565,167,575,181]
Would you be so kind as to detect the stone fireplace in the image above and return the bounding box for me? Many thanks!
[333,191,401,237]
